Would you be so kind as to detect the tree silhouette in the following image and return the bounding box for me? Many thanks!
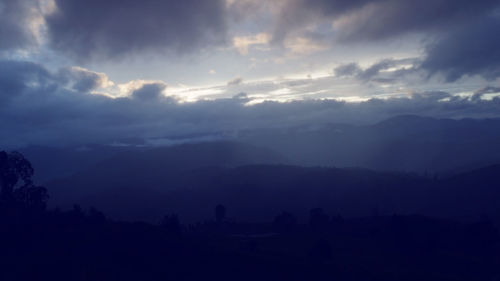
[161,214,181,234]
[0,151,32,199]
[14,184,48,210]
[215,204,226,223]
[0,151,47,208]
[88,207,106,223]
[309,239,332,262]
[273,211,297,233]
[309,208,329,232]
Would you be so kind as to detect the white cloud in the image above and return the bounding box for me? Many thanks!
[233,33,271,55]
[284,36,328,55]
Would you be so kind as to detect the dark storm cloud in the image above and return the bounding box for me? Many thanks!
[421,16,500,82]
[274,0,500,81]
[275,0,499,42]
[2,60,500,148]
[332,17,500,83]
[44,0,228,61]
[0,0,39,51]
[330,0,499,42]
[272,0,370,42]
[0,60,52,105]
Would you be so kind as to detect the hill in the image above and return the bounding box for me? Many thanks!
[47,160,500,223]
[240,115,500,174]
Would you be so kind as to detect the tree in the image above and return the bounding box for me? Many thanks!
[0,151,48,209]
[88,207,106,223]
[14,184,49,210]
[161,214,181,234]
[273,211,297,233]
[309,239,332,262]
[215,204,226,223]
[309,208,329,232]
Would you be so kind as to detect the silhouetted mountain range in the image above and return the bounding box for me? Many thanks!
[47,161,500,223]
[4,117,500,281]
[22,115,500,184]
[20,145,135,183]
[240,115,500,174]
[15,116,500,222]
[22,141,288,183]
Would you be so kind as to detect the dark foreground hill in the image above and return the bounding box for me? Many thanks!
[48,158,500,223]
[2,206,500,281]
[3,150,500,281]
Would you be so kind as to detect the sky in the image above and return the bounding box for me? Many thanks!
[1,0,500,147]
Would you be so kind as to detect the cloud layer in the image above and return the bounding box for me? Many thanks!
[272,0,500,81]
[1,59,500,148]
[1,0,499,82]
[1,0,500,149]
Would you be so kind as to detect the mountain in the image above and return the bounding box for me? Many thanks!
[19,145,136,183]
[434,164,500,218]
[46,142,289,215]
[17,115,500,222]
[20,116,500,184]
[20,141,288,183]
[46,154,500,223]
[239,115,500,174]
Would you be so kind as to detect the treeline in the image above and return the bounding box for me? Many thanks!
[2,151,500,281]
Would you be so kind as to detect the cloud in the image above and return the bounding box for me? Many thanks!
[471,86,500,102]
[226,0,279,22]
[274,0,499,43]
[44,0,228,61]
[283,36,328,55]
[330,0,499,42]
[232,92,249,100]
[2,59,500,148]
[232,33,271,55]
[0,59,52,106]
[334,58,419,82]
[474,86,500,96]
[227,77,243,86]
[330,13,500,83]
[132,83,167,101]
[271,0,364,43]
[268,0,500,81]
[0,0,40,51]
[60,67,112,93]
[334,63,362,77]
[421,16,500,82]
